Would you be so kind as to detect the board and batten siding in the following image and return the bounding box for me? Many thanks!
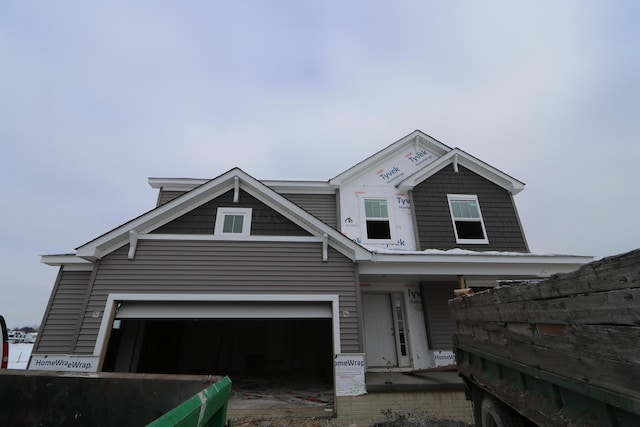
[35,269,92,354]
[412,165,528,252]
[73,239,360,354]
[153,190,310,236]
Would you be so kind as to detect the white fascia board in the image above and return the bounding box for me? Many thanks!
[139,234,325,243]
[262,180,337,194]
[77,175,237,260]
[41,254,93,266]
[149,177,337,195]
[41,254,94,271]
[358,253,593,277]
[329,130,452,186]
[397,149,525,194]
[79,168,371,262]
[148,177,208,191]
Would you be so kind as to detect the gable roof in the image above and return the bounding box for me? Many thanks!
[396,148,526,194]
[148,177,337,195]
[75,168,371,262]
[329,130,451,186]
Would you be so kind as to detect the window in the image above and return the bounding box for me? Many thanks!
[447,195,488,244]
[214,208,252,236]
[364,198,391,240]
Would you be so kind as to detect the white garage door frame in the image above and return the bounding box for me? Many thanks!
[93,293,342,365]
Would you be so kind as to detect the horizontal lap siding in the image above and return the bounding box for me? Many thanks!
[157,190,186,206]
[36,270,91,354]
[412,165,528,252]
[158,190,338,230]
[153,190,310,236]
[283,193,338,228]
[74,240,360,354]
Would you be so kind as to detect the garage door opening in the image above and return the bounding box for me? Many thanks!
[103,317,333,384]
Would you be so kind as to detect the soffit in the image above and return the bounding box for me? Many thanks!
[357,251,592,279]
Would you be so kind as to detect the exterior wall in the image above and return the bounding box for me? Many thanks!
[359,281,431,371]
[338,144,441,251]
[336,391,474,425]
[158,189,339,230]
[412,165,528,252]
[153,190,310,236]
[282,193,338,229]
[73,239,360,354]
[157,189,185,206]
[420,281,458,352]
[35,269,92,354]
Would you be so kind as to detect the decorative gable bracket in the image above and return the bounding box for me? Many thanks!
[128,230,139,259]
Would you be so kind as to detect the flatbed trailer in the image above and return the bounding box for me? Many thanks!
[450,249,640,427]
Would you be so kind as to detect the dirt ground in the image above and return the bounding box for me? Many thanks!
[231,414,474,427]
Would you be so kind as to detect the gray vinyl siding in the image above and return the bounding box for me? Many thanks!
[35,269,91,354]
[420,281,458,351]
[282,193,338,229]
[153,190,310,236]
[412,165,528,252]
[158,190,338,229]
[157,190,186,206]
[74,239,360,354]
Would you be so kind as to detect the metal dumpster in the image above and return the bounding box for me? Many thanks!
[0,370,231,427]
[148,376,231,427]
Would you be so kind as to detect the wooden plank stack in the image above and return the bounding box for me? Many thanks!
[449,249,640,401]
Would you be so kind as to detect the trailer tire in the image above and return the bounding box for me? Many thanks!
[480,394,525,427]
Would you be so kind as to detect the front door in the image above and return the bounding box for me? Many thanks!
[362,293,410,368]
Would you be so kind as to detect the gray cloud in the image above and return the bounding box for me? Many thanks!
[1,1,638,327]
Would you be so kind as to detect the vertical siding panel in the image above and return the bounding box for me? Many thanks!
[412,165,528,252]
[35,270,91,354]
[74,240,360,354]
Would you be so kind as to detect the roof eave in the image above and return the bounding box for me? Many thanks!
[358,253,593,277]
[79,168,370,262]
[397,149,525,194]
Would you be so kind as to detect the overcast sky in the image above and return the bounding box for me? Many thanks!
[1,1,638,328]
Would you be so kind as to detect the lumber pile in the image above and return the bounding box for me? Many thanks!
[449,249,640,400]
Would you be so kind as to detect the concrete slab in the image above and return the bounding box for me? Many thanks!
[227,376,335,421]
[366,370,464,392]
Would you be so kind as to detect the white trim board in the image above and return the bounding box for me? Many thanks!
[94,293,342,361]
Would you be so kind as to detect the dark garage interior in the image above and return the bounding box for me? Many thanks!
[103,318,334,385]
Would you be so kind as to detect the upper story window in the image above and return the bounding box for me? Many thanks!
[214,207,252,236]
[364,198,391,240]
[447,195,488,244]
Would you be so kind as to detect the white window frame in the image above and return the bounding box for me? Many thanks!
[447,194,489,244]
[214,207,252,236]
[362,198,393,242]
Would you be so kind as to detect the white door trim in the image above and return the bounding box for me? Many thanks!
[94,293,342,365]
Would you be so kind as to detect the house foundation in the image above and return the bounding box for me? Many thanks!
[336,391,474,426]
